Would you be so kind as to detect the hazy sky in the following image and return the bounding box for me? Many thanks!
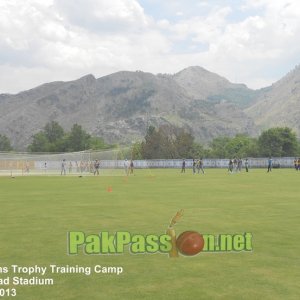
[1,0,300,93]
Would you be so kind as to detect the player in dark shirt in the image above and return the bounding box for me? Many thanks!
[181,159,186,173]
[245,158,249,172]
[61,159,66,175]
[192,159,196,174]
[267,157,272,172]
[130,160,134,175]
[228,159,233,173]
[294,158,299,171]
[94,159,100,176]
[198,158,205,174]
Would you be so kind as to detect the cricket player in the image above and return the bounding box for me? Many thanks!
[61,159,66,175]
[267,157,272,172]
[94,159,100,176]
[124,159,130,176]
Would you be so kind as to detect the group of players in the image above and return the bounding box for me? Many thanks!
[180,157,295,174]
[181,158,248,174]
[181,159,205,174]
[123,159,134,176]
[59,156,300,176]
[60,159,102,176]
[228,158,249,173]
[294,158,300,171]
[61,158,135,176]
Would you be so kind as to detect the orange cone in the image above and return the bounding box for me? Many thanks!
[107,186,113,193]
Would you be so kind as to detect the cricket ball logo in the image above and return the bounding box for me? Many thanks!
[167,209,205,257]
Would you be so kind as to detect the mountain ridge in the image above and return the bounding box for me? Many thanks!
[0,65,298,150]
[245,64,300,135]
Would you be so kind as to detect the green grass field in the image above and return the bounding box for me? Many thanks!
[0,169,299,299]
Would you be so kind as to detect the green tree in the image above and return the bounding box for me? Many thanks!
[28,121,65,152]
[209,135,259,158]
[141,126,164,159]
[157,125,178,158]
[225,134,259,158]
[44,121,64,143]
[28,132,50,152]
[210,137,231,158]
[141,125,195,159]
[66,124,91,151]
[131,142,143,159]
[258,127,298,157]
[89,137,114,150]
[189,143,210,158]
[174,128,194,158]
[28,122,113,153]
[0,134,13,151]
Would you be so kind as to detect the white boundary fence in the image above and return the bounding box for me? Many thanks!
[0,150,297,175]
[138,157,295,169]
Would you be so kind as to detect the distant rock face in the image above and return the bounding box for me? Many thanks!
[173,66,236,99]
[0,66,270,150]
[245,65,300,136]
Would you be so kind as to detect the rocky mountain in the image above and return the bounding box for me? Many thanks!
[0,66,264,150]
[245,65,300,135]
[173,66,262,108]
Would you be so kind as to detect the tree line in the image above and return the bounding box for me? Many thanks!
[0,122,299,158]
[0,121,113,152]
[131,125,300,159]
